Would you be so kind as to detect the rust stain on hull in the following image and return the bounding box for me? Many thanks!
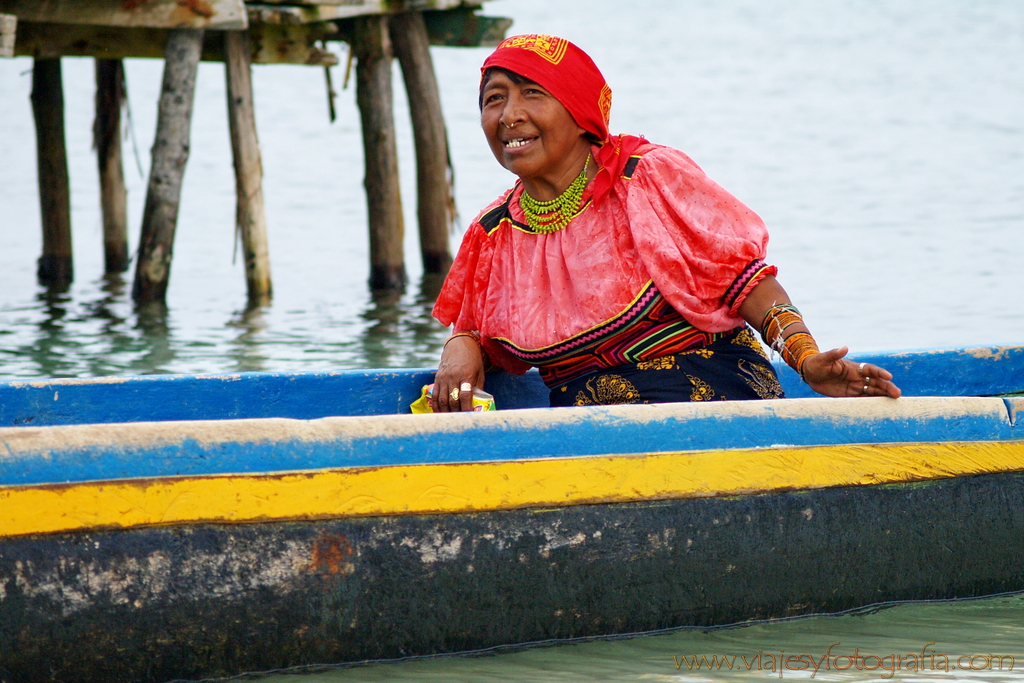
[309,533,354,575]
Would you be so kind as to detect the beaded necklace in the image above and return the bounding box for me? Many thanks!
[518,154,591,234]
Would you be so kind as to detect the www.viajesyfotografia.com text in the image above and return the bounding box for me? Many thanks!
[673,642,1015,679]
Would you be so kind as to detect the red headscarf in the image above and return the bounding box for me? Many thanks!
[481,34,645,202]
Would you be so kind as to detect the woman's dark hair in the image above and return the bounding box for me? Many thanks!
[478,66,602,143]
[478,67,530,110]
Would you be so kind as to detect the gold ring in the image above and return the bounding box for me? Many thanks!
[449,387,460,402]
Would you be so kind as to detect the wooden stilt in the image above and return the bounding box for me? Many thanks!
[132,28,204,306]
[94,58,130,273]
[352,15,407,290]
[0,14,16,59]
[31,58,73,287]
[390,10,454,276]
[224,29,272,305]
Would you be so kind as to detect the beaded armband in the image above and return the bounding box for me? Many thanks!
[760,304,820,379]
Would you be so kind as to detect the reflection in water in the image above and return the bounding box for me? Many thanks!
[227,303,272,374]
[358,276,449,371]
[85,274,129,332]
[28,286,75,378]
[132,298,177,375]
[84,274,143,376]
[360,287,404,368]
[6,276,181,378]
[0,272,452,380]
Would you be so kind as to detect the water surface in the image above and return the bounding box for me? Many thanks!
[1,0,1021,378]
[245,594,1024,682]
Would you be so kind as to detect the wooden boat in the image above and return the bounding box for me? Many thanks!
[1,345,1022,683]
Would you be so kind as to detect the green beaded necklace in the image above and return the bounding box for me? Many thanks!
[518,154,591,234]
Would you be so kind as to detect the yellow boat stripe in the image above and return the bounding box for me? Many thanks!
[2,440,1023,538]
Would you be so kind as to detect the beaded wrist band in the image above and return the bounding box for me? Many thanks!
[780,331,820,379]
[760,303,803,343]
[760,304,820,379]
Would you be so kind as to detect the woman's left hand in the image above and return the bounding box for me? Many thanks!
[801,346,902,398]
[431,335,487,412]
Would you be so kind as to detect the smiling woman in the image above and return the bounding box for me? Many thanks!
[480,69,592,204]
[428,34,901,412]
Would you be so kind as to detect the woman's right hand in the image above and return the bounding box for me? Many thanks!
[431,336,486,412]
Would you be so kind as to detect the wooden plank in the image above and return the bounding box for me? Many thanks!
[0,0,246,30]
[15,22,173,60]
[248,23,339,65]
[3,474,1024,682]
[249,0,465,10]
[11,4,508,62]
[247,2,388,24]
[0,13,15,57]
[132,28,205,306]
[14,20,338,64]
[423,6,511,47]
[246,1,513,48]
[0,392,1016,484]
[2,345,1022,430]
[6,439,1024,538]
[225,30,273,303]
[246,0,465,24]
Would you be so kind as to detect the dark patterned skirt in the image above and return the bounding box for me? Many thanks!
[548,327,785,407]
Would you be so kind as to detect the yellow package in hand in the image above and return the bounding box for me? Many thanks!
[410,384,496,413]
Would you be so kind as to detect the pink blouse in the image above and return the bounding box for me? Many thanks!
[433,141,776,377]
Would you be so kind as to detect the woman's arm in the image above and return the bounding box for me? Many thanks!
[738,276,901,398]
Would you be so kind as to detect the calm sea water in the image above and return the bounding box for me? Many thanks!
[2,0,1023,680]
[1,0,1022,379]
[253,594,1024,683]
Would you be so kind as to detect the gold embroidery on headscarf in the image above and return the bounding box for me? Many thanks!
[598,84,612,125]
[681,348,714,359]
[687,375,715,401]
[496,35,569,65]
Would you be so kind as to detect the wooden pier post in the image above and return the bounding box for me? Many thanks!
[0,14,15,59]
[352,15,407,290]
[390,11,454,276]
[132,28,204,305]
[94,59,129,273]
[31,58,73,287]
[224,30,272,305]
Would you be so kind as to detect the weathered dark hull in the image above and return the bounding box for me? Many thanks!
[3,471,1024,683]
